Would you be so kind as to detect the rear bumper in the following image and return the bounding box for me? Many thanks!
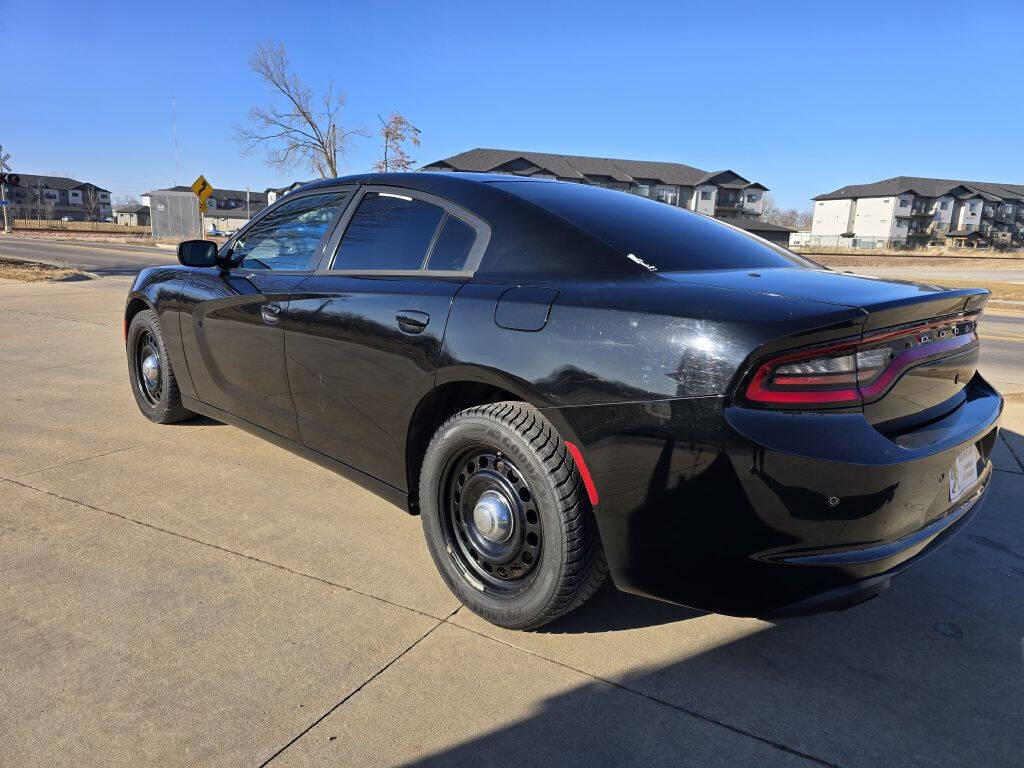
[765,473,989,618]
[556,373,1003,617]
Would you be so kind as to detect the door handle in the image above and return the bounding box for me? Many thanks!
[396,310,429,334]
[261,302,282,325]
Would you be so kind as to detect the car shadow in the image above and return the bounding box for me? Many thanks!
[538,579,704,634]
[387,428,1024,767]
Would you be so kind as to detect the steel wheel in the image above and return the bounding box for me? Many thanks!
[440,446,542,593]
[134,329,163,407]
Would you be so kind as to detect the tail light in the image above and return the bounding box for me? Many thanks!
[742,314,979,408]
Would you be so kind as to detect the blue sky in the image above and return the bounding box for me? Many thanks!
[8,1,1024,209]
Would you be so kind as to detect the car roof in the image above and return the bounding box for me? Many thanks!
[286,172,645,280]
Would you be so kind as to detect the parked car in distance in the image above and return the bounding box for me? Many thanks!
[124,173,1002,629]
[60,216,73,222]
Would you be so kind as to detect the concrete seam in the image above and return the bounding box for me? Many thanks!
[258,609,458,767]
[12,427,213,479]
[0,355,123,377]
[0,476,446,623]
[1000,431,1024,473]
[0,305,118,328]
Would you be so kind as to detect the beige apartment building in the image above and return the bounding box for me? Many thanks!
[804,176,1024,249]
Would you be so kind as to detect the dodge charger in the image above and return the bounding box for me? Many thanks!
[124,173,1002,629]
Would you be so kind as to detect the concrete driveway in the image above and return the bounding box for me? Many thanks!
[2,275,1023,767]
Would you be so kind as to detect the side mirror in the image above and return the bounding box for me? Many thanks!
[177,239,219,267]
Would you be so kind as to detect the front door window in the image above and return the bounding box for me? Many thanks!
[232,192,350,271]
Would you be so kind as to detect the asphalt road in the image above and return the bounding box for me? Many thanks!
[2,275,1024,766]
[0,237,173,276]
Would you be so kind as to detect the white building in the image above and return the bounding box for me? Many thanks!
[422,149,769,221]
[807,176,1024,249]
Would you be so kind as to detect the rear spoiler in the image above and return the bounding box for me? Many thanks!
[861,288,989,331]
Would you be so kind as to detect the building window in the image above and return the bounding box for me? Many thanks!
[745,193,759,202]
[656,188,678,206]
[636,184,650,197]
[940,201,949,210]
[970,204,979,214]
[899,198,910,207]
[699,190,711,201]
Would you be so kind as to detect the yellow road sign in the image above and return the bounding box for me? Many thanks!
[198,200,208,214]
[191,175,213,203]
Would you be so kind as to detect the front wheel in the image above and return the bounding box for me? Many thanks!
[419,402,607,630]
[126,309,194,424]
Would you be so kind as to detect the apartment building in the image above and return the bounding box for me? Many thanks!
[809,176,1024,248]
[6,174,112,221]
[421,148,769,220]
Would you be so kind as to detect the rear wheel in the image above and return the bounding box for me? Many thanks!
[127,309,194,424]
[419,402,607,630]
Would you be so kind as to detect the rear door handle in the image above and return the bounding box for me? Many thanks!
[261,302,282,325]
[396,310,429,334]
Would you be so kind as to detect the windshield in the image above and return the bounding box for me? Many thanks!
[493,180,817,273]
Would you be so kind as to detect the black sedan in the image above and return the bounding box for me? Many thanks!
[124,173,1002,629]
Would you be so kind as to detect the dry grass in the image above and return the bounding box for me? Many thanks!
[813,254,1024,269]
[0,257,87,282]
[794,246,1022,260]
[911,279,1024,303]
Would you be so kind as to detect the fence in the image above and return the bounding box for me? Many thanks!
[788,233,910,250]
[12,219,151,235]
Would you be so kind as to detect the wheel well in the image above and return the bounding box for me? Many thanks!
[124,297,150,341]
[405,381,523,515]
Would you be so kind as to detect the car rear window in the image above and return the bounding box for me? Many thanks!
[427,215,476,271]
[492,181,811,272]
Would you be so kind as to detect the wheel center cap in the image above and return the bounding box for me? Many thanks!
[141,354,160,388]
[472,490,514,543]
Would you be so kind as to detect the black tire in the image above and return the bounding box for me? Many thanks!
[419,401,607,630]
[126,309,194,424]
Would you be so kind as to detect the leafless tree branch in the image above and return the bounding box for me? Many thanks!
[234,42,367,178]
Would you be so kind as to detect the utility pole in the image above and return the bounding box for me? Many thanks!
[246,186,250,219]
[0,145,11,233]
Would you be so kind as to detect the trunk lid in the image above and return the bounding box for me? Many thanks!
[659,268,989,328]
[666,268,990,425]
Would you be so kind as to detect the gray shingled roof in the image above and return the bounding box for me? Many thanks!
[113,204,149,213]
[147,186,269,204]
[423,148,767,190]
[13,174,110,193]
[814,175,1024,203]
[730,219,795,233]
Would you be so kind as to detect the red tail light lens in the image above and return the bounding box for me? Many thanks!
[743,315,978,408]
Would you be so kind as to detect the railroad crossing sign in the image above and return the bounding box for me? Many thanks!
[191,174,213,203]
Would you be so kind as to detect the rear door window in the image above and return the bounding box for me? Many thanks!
[333,192,444,271]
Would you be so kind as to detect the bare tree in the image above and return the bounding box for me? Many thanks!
[115,193,141,208]
[373,112,421,173]
[760,193,812,230]
[83,187,102,221]
[235,42,365,178]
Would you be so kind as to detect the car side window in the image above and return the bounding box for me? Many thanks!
[333,192,445,271]
[426,215,476,271]
[232,192,349,271]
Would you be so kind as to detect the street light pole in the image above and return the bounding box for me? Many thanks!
[0,144,9,233]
